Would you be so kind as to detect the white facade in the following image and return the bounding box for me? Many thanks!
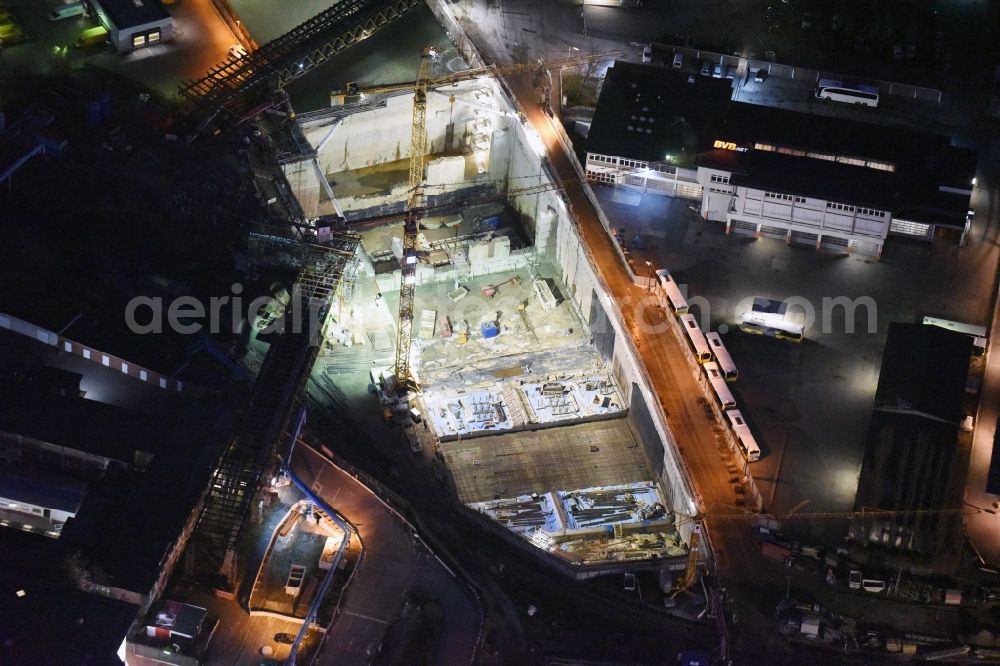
[91,0,173,53]
[586,152,893,258]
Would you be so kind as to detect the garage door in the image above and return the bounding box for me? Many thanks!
[676,183,703,200]
[760,225,787,240]
[851,241,881,257]
[820,235,849,253]
[730,219,758,237]
[790,231,818,247]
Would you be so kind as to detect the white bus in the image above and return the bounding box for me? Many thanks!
[726,409,760,462]
[739,307,805,343]
[679,314,712,363]
[655,269,689,315]
[816,86,879,107]
[922,316,987,355]
[704,362,737,410]
[705,331,738,381]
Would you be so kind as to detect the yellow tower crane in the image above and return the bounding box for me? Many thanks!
[352,47,622,394]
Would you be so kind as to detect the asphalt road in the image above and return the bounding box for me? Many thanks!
[290,443,481,666]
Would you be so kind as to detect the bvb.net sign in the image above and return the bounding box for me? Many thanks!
[713,139,748,152]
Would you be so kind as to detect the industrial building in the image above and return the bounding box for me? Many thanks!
[88,0,173,53]
[585,61,977,258]
[0,328,224,625]
[850,323,973,554]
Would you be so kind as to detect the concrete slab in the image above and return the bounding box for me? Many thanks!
[442,418,653,503]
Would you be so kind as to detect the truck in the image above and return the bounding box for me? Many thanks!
[75,25,108,48]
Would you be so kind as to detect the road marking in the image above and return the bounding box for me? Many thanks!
[342,610,389,624]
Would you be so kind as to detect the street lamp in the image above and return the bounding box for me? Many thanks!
[645,260,654,290]
[568,45,579,59]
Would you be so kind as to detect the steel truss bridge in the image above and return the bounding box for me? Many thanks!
[194,229,360,559]
[179,0,421,116]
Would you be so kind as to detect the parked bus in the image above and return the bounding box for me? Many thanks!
[815,86,879,107]
[739,298,805,342]
[726,409,760,462]
[705,331,738,381]
[703,362,736,410]
[655,268,688,315]
[922,316,987,355]
[679,314,712,363]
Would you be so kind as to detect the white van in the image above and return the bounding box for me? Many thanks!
[672,52,683,68]
[49,1,85,20]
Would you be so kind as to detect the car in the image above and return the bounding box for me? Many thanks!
[672,52,683,68]
[700,61,711,76]
[725,66,736,80]
[274,632,296,644]
[753,68,768,83]
[641,45,652,63]
[801,12,813,29]
[892,44,903,60]
[228,44,248,59]
[624,573,637,591]
[849,569,862,589]
[712,63,723,78]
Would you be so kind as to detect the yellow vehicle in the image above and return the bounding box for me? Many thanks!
[0,22,27,47]
[75,25,107,48]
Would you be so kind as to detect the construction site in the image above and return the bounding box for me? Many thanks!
[239,33,698,569]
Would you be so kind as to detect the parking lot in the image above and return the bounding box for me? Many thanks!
[596,186,999,546]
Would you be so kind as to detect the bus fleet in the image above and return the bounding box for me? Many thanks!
[652,264,759,462]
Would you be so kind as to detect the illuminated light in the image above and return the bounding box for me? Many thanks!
[664,154,672,162]
[524,126,547,158]
[405,254,417,265]
[972,177,977,186]
[15,590,26,598]
[713,139,747,153]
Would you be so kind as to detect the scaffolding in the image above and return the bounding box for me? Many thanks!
[195,228,360,559]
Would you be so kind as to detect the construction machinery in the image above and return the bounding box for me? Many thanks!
[359,47,621,394]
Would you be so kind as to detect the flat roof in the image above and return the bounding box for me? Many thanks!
[587,61,976,227]
[0,572,137,665]
[874,323,972,425]
[701,101,976,224]
[93,0,169,29]
[587,61,734,165]
[0,468,87,514]
[0,382,163,464]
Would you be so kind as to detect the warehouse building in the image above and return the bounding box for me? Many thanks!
[89,0,173,53]
[586,62,977,258]
[849,323,972,554]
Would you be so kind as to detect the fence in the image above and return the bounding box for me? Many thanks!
[660,44,942,103]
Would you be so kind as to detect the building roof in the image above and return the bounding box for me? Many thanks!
[0,468,87,514]
[700,102,975,225]
[587,61,734,164]
[587,61,976,228]
[93,0,170,29]
[0,382,163,465]
[0,571,138,665]
[873,323,972,425]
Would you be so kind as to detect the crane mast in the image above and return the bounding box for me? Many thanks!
[394,50,433,394]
